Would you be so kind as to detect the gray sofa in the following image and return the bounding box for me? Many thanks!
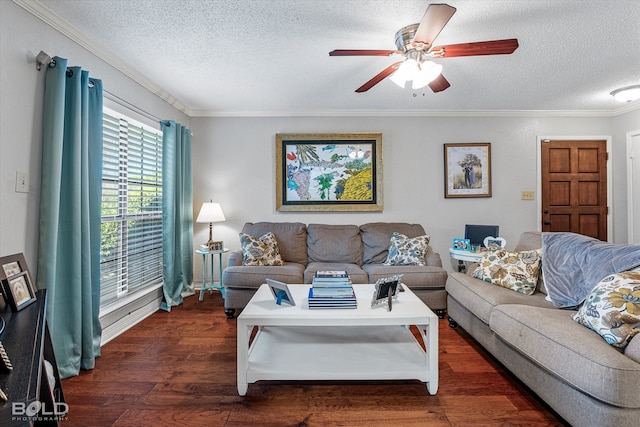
[221,221,448,318]
[446,231,640,427]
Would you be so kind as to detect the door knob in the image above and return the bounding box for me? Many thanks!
[544,220,551,225]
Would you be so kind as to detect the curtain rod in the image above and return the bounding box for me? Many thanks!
[103,89,162,123]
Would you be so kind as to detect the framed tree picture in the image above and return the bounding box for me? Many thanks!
[444,142,492,198]
[275,133,383,211]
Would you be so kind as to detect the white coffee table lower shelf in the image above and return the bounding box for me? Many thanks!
[237,283,438,396]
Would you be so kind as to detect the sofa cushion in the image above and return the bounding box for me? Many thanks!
[307,224,362,265]
[240,232,285,266]
[363,264,447,290]
[471,248,542,295]
[241,222,307,265]
[222,263,305,289]
[360,222,427,264]
[446,272,554,324]
[304,262,368,284]
[383,232,430,266]
[490,304,640,408]
[573,271,640,349]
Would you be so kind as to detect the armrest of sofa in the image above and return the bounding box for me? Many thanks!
[425,248,443,267]
[227,250,243,267]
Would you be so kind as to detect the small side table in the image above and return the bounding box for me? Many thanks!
[449,248,483,273]
[195,248,229,301]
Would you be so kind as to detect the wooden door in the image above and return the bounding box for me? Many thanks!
[541,139,607,240]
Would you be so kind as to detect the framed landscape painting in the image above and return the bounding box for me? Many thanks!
[276,133,383,211]
[444,142,492,198]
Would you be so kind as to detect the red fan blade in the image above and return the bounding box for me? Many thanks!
[412,4,457,49]
[329,49,401,57]
[355,62,403,93]
[428,73,450,93]
[430,39,519,58]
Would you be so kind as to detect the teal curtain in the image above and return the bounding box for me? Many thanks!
[37,57,103,379]
[160,121,194,311]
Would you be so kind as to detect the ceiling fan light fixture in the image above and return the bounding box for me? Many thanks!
[390,58,419,88]
[412,60,443,89]
[610,85,640,103]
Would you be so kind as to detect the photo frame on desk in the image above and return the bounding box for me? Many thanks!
[266,278,296,306]
[0,253,37,312]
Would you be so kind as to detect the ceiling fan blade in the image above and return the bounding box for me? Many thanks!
[412,4,457,48]
[355,62,403,93]
[430,38,519,58]
[428,73,450,93]
[329,49,401,56]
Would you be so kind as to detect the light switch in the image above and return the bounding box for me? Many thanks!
[15,171,29,193]
[521,190,534,200]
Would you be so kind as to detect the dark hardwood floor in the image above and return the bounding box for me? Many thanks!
[61,291,567,426]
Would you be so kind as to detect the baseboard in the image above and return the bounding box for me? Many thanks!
[99,286,163,346]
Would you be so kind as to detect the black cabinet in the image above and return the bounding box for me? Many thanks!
[0,290,66,426]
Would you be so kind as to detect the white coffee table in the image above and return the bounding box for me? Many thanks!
[236,283,438,396]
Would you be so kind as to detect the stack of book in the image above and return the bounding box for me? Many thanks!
[308,271,357,309]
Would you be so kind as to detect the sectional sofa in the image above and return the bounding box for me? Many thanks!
[446,231,640,427]
[221,221,448,318]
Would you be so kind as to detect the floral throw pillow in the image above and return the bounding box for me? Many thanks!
[472,249,541,295]
[573,271,640,349]
[383,232,430,266]
[240,232,285,266]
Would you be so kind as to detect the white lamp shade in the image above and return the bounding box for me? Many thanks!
[196,202,226,223]
[412,60,443,89]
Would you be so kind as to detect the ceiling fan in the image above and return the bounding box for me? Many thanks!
[329,3,519,93]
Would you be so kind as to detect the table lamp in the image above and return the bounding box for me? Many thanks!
[196,201,226,251]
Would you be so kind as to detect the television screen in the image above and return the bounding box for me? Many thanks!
[464,224,499,247]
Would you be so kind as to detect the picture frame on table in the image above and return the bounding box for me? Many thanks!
[371,275,403,310]
[0,253,37,312]
[266,278,296,306]
[275,133,383,212]
[444,142,492,198]
[452,238,471,251]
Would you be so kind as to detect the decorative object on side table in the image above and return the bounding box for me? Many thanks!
[371,275,403,311]
[452,238,471,251]
[0,252,37,312]
[483,236,507,250]
[196,200,226,251]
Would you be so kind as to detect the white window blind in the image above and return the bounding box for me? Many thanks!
[100,108,163,307]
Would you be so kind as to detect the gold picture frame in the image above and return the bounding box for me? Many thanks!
[276,133,383,211]
[444,142,492,198]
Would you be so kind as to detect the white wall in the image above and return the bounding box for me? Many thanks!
[190,114,616,274]
[612,108,640,242]
[0,1,188,274]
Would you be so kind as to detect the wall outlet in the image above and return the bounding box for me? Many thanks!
[521,190,535,200]
[15,171,29,193]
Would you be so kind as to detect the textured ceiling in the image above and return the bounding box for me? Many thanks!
[34,0,640,115]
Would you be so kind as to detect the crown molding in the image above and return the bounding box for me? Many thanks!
[14,0,190,116]
[188,108,636,118]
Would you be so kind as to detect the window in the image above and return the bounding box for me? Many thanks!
[100,108,163,307]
